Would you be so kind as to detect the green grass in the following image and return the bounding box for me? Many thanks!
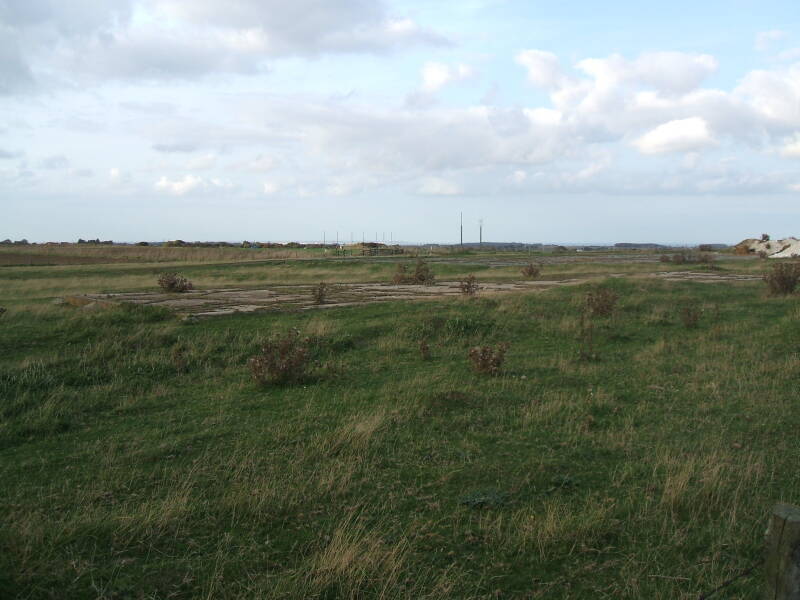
[1,261,798,598]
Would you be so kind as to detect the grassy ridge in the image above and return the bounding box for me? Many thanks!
[1,273,798,598]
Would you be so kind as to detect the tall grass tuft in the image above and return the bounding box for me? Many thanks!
[468,343,509,375]
[585,287,618,318]
[248,329,312,386]
[763,262,800,296]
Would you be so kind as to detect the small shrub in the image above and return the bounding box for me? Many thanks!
[678,300,702,328]
[659,254,672,263]
[392,263,410,284]
[248,329,311,386]
[312,282,330,305]
[521,263,541,279]
[764,262,800,296]
[419,338,432,361]
[459,274,479,296]
[158,272,193,293]
[0,307,6,318]
[468,343,509,376]
[392,259,435,285]
[413,259,435,285]
[585,287,618,318]
[698,244,713,252]
[757,250,768,259]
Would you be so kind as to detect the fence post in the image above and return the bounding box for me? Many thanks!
[765,503,800,599]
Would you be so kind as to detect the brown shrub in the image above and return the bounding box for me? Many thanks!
[764,262,800,296]
[248,329,312,386]
[413,259,435,285]
[468,343,509,376]
[459,274,479,296]
[585,287,618,318]
[157,272,193,293]
[392,259,435,285]
[521,262,541,279]
[392,263,410,284]
[312,282,330,305]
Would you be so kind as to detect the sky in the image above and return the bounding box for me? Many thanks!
[2,0,800,244]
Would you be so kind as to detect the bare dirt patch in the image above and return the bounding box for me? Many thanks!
[68,279,584,317]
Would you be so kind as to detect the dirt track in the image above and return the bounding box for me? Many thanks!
[67,270,762,317]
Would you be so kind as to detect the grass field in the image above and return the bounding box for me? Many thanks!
[1,251,797,598]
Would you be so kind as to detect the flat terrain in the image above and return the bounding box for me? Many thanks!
[1,247,798,599]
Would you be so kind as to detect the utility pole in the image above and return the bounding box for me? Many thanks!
[479,219,483,246]
[460,212,463,248]
[323,231,326,245]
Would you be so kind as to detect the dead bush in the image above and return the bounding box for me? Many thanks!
[664,252,715,265]
[585,287,618,318]
[392,263,410,284]
[678,300,702,328]
[521,262,541,279]
[468,343,509,376]
[312,282,330,305]
[413,259,435,285]
[392,259,435,285]
[157,272,193,293]
[459,274,479,296]
[248,329,312,386]
[764,262,800,296]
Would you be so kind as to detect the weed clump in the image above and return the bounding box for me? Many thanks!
[459,274,479,296]
[678,300,702,328]
[392,259,435,285]
[157,272,193,293]
[249,329,311,386]
[764,262,800,296]
[585,287,618,318]
[0,307,6,318]
[521,263,541,279]
[312,282,330,305]
[660,252,715,265]
[419,338,432,361]
[468,343,509,376]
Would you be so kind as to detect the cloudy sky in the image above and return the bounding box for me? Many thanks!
[2,0,800,244]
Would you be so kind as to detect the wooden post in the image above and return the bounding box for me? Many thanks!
[765,503,800,600]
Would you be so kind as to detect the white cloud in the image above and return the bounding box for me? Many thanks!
[633,117,716,154]
[419,177,461,195]
[421,62,474,92]
[781,134,800,158]
[1,0,448,90]
[154,174,232,195]
[516,50,569,89]
[156,174,204,195]
[790,183,800,192]
[185,154,216,170]
[262,181,279,195]
[755,30,787,52]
